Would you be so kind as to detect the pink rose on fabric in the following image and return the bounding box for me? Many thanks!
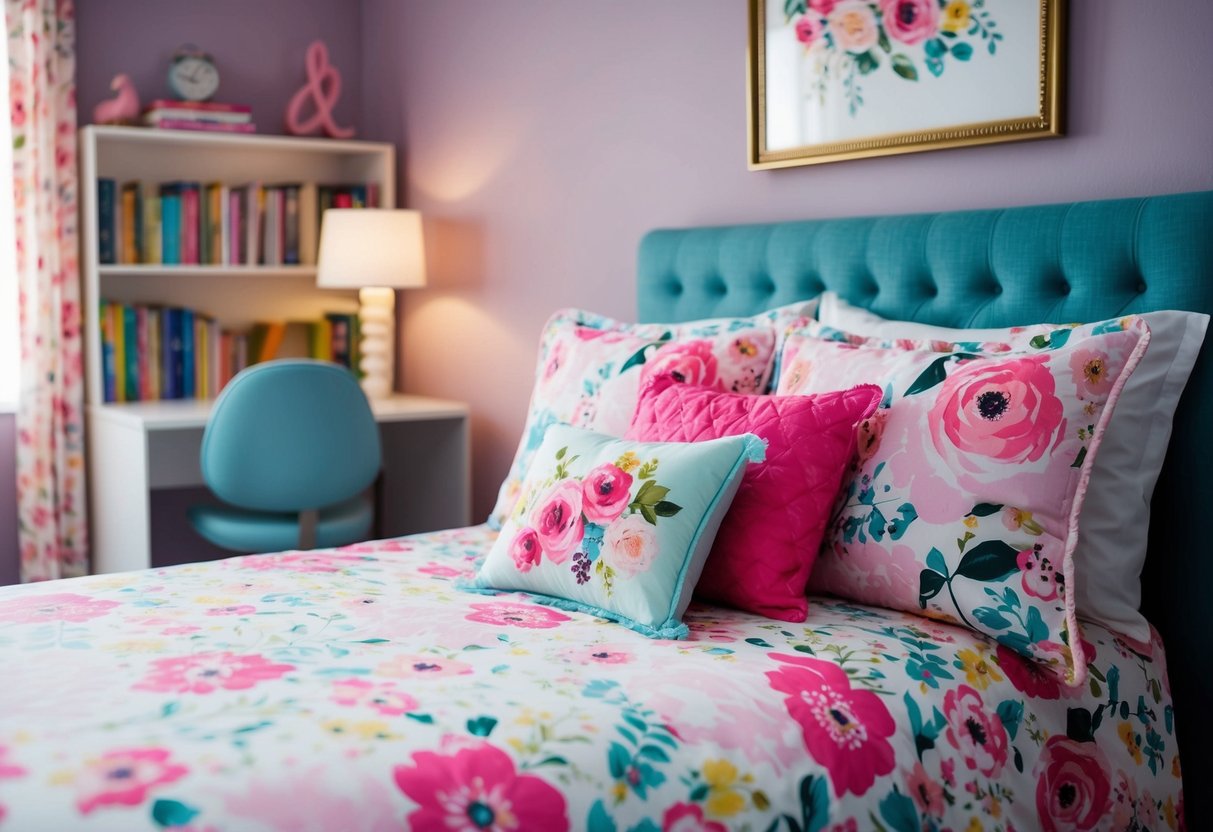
[416,561,463,578]
[641,339,720,390]
[663,802,728,832]
[795,16,826,46]
[929,355,1066,466]
[133,651,295,694]
[996,643,1063,700]
[880,0,939,45]
[75,748,188,814]
[331,678,419,716]
[829,1,880,53]
[466,602,571,629]
[582,463,634,525]
[904,761,945,818]
[809,0,837,14]
[529,480,585,565]
[855,408,888,465]
[238,551,365,573]
[943,685,1007,777]
[393,742,569,831]
[1035,736,1113,832]
[559,644,635,665]
[602,514,659,579]
[377,653,474,679]
[205,604,256,616]
[541,337,567,384]
[0,592,120,624]
[765,652,896,797]
[1069,347,1111,397]
[509,527,543,572]
[1017,543,1061,602]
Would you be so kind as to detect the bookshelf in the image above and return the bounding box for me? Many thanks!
[79,124,396,408]
[73,127,471,576]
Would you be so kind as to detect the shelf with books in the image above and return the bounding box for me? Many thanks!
[80,125,395,412]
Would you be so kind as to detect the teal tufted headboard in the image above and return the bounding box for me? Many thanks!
[638,189,1213,824]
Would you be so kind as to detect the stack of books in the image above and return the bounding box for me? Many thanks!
[142,99,255,134]
[99,303,362,403]
[97,178,379,266]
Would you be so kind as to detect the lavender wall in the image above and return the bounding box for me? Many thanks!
[75,0,363,135]
[0,414,17,585]
[362,0,1213,521]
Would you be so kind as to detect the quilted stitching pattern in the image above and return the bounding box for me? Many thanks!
[626,377,881,621]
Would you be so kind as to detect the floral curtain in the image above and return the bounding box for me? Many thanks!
[6,0,87,581]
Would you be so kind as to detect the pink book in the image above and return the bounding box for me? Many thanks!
[147,119,257,133]
[136,306,150,401]
[182,188,200,265]
[228,190,243,265]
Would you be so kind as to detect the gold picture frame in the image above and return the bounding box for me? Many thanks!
[748,0,1065,169]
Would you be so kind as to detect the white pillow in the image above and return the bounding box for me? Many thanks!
[818,292,1209,641]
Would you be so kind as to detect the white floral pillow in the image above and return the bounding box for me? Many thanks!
[488,303,816,528]
[779,317,1151,685]
[473,425,766,638]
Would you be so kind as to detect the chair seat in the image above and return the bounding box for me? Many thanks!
[188,496,374,554]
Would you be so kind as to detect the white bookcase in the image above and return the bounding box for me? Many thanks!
[79,124,396,411]
[72,126,473,575]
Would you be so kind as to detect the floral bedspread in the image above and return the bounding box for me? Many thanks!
[0,526,1183,832]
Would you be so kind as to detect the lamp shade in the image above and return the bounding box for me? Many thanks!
[316,209,427,289]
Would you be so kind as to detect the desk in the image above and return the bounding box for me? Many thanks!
[86,395,470,574]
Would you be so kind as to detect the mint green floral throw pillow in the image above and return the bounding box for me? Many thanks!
[472,425,766,639]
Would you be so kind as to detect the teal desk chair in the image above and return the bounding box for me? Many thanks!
[188,360,382,553]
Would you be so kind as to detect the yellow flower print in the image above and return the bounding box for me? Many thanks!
[1165,794,1179,830]
[965,817,984,832]
[1172,754,1181,778]
[612,781,628,803]
[942,0,971,32]
[954,646,1003,691]
[702,759,747,817]
[733,336,759,358]
[615,451,641,474]
[1118,721,1143,764]
[963,515,979,530]
[323,718,398,741]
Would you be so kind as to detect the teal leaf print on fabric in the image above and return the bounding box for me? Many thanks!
[467,716,497,737]
[877,786,919,832]
[151,798,200,828]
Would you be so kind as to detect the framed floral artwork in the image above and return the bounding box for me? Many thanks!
[747,0,1065,168]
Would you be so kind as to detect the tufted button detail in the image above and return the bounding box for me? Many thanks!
[924,284,938,297]
[707,277,728,297]
[1137,281,1148,293]
[666,281,684,297]
[758,277,777,295]
[991,284,1003,295]
[1059,282,1071,296]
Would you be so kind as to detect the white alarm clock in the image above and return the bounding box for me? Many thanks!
[168,45,220,102]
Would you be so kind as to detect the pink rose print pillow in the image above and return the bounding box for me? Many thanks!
[626,376,882,622]
[472,424,766,639]
[488,303,816,529]
[777,318,1151,685]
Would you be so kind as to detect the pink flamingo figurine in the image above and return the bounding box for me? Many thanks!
[93,74,140,125]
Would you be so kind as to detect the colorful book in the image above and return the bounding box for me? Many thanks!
[182,184,200,265]
[298,182,318,265]
[164,308,183,400]
[97,178,116,264]
[309,318,333,361]
[142,188,161,264]
[100,303,116,402]
[120,182,140,264]
[136,306,150,400]
[111,304,126,402]
[326,312,355,368]
[122,305,139,402]
[283,185,301,265]
[181,308,195,399]
[142,109,252,124]
[161,193,182,265]
[142,99,253,114]
[146,308,161,401]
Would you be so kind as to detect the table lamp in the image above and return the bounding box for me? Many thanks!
[316,209,426,399]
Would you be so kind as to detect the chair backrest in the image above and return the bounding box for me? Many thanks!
[200,360,382,513]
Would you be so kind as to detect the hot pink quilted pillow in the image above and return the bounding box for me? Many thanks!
[625,376,881,621]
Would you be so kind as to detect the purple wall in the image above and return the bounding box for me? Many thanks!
[76,0,363,135]
[361,0,1213,522]
[0,413,17,585]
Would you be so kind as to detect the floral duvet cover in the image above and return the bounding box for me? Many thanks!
[0,526,1183,832]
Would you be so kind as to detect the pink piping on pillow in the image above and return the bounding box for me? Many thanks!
[1059,320,1152,684]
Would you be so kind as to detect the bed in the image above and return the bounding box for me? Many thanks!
[2,189,1209,831]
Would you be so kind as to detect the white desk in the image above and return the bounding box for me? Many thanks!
[86,395,471,574]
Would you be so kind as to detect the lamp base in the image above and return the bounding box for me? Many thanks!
[357,286,396,400]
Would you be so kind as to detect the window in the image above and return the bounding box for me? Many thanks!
[0,32,17,409]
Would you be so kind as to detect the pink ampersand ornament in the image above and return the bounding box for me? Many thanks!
[285,40,355,138]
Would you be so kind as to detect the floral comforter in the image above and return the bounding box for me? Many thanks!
[0,526,1183,832]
